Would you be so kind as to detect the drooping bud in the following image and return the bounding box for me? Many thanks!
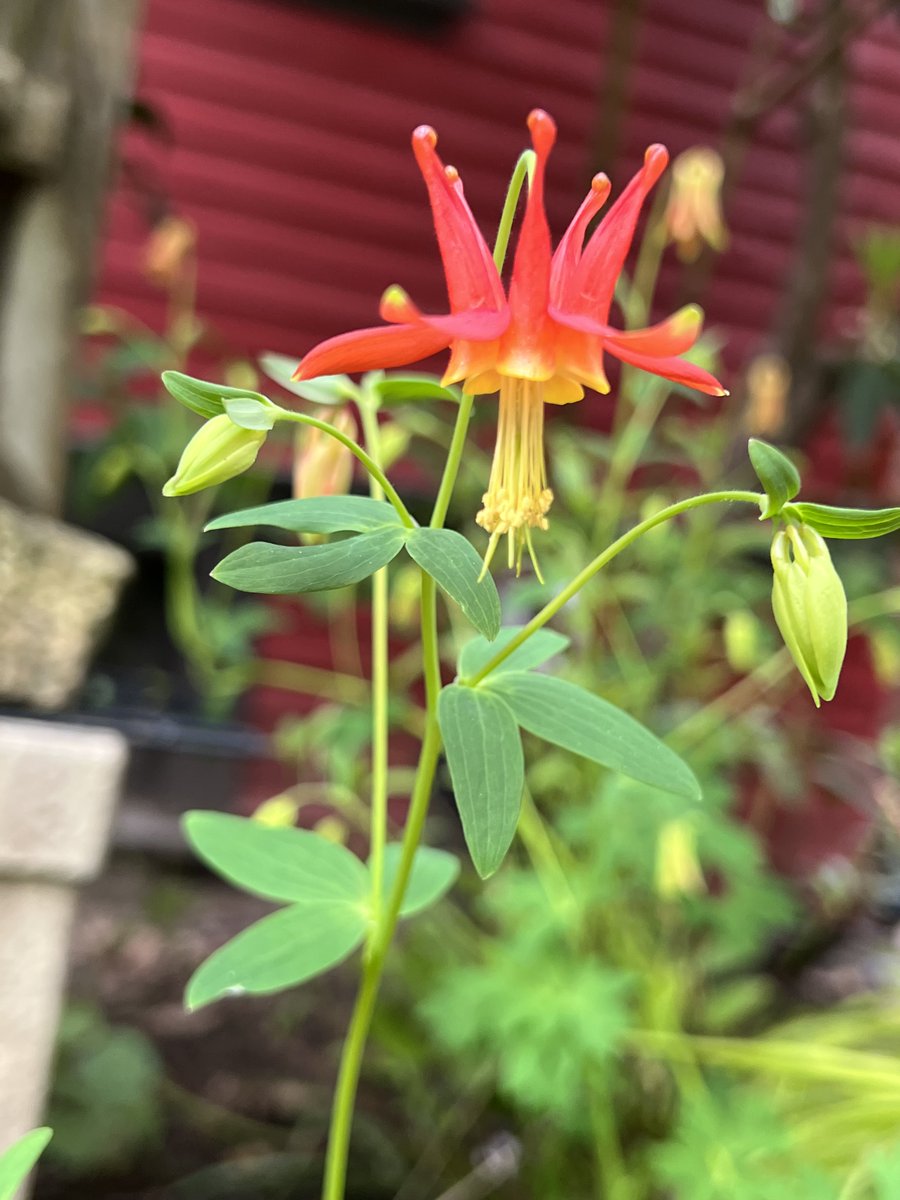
[163,414,266,497]
[655,817,706,900]
[252,793,299,828]
[723,610,762,674]
[770,524,848,706]
[143,216,197,288]
[744,353,790,437]
[292,407,356,502]
[665,147,728,262]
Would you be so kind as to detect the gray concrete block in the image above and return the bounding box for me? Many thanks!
[0,717,128,1195]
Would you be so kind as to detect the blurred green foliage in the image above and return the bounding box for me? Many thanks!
[47,1006,164,1176]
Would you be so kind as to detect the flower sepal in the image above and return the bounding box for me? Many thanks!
[770,524,848,706]
[748,438,801,519]
[163,414,268,497]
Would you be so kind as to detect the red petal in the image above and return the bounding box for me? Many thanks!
[550,173,611,307]
[503,110,556,373]
[568,144,668,324]
[379,285,508,341]
[412,126,506,313]
[552,303,703,357]
[294,323,451,380]
[603,339,726,396]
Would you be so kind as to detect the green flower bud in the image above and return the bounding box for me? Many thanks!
[163,414,266,497]
[770,524,847,706]
[655,817,706,900]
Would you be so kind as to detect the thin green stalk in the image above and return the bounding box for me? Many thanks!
[517,790,578,921]
[463,490,763,685]
[592,378,669,547]
[276,407,414,528]
[358,400,390,925]
[494,150,535,271]
[320,580,443,1200]
[254,659,370,706]
[589,1085,630,1200]
[629,185,669,328]
[321,145,538,1200]
[431,392,474,528]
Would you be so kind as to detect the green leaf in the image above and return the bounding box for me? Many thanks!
[405,528,501,641]
[258,352,357,405]
[222,395,277,431]
[0,1129,52,1200]
[783,501,900,540]
[205,495,404,535]
[458,626,570,679]
[370,373,460,406]
[379,844,460,917]
[485,672,701,801]
[748,438,801,518]
[211,525,408,594]
[162,370,270,420]
[183,812,368,905]
[185,902,367,1010]
[438,684,524,878]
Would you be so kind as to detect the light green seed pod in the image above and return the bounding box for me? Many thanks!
[163,414,267,497]
[770,525,847,706]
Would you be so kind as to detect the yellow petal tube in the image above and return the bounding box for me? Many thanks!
[476,377,554,579]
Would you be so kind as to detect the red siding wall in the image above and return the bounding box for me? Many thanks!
[96,0,900,384]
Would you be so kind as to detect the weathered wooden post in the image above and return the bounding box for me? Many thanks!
[0,0,142,514]
[0,2,142,1192]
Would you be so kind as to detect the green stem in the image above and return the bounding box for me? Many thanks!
[592,377,669,548]
[431,391,474,528]
[629,186,669,328]
[463,490,763,685]
[494,150,535,271]
[358,400,390,926]
[320,147,538,1200]
[588,1085,629,1200]
[517,790,577,921]
[320,578,443,1200]
[276,408,414,528]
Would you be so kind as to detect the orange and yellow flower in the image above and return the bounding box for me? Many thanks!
[294,110,726,573]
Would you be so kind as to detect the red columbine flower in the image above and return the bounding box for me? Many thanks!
[295,110,726,574]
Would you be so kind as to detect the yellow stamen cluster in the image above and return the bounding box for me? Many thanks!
[476,377,553,579]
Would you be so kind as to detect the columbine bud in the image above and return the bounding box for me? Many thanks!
[770,525,848,706]
[744,353,790,437]
[143,215,196,288]
[665,147,728,262]
[655,817,706,900]
[163,414,266,497]
[292,407,356,501]
[253,793,299,828]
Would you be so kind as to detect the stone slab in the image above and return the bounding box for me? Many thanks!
[0,717,127,883]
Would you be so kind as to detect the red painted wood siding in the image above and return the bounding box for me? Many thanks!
[96,0,900,386]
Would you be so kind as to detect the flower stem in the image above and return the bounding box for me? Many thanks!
[463,490,763,685]
[357,399,390,926]
[276,407,414,528]
[320,447,459,1200]
[493,149,535,271]
[320,580,443,1200]
[321,146,539,1200]
[431,391,474,528]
